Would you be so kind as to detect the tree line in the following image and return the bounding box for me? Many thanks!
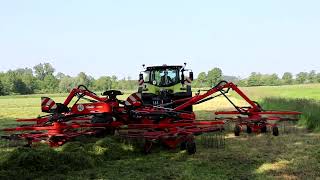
[0,63,137,95]
[193,69,320,87]
[238,71,320,87]
[0,63,320,95]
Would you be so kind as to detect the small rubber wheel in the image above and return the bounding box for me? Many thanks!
[23,144,32,148]
[24,138,33,148]
[180,141,187,150]
[186,141,196,155]
[95,128,115,137]
[234,125,241,136]
[261,125,267,133]
[49,136,66,147]
[246,126,252,134]
[143,141,153,154]
[272,126,279,136]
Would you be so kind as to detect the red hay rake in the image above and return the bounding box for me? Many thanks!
[1,81,301,154]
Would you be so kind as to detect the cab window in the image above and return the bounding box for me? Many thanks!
[149,68,179,86]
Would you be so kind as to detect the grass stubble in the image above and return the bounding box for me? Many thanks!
[0,85,320,179]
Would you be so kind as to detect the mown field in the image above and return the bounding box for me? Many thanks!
[0,84,320,179]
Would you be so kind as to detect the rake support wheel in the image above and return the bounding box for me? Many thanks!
[186,140,196,155]
[246,126,252,134]
[272,126,279,136]
[143,140,153,154]
[234,125,241,136]
[180,141,187,150]
[261,125,267,133]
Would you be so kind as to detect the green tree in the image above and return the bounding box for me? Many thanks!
[59,76,76,92]
[264,74,280,86]
[15,68,37,94]
[15,68,33,76]
[316,73,320,83]
[111,75,118,89]
[308,70,317,83]
[207,68,222,87]
[0,80,5,95]
[296,72,308,84]
[33,63,55,80]
[56,72,67,80]
[126,76,136,90]
[247,72,262,86]
[0,71,14,93]
[76,72,93,87]
[42,75,59,93]
[94,76,112,91]
[282,72,293,85]
[117,78,127,90]
[12,79,29,94]
[196,72,207,87]
[237,79,247,87]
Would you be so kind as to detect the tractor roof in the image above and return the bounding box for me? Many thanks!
[146,65,183,70]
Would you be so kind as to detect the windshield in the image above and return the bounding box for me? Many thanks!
[148,68,179,86]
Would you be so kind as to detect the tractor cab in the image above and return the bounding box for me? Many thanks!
[138,64,193,111]
[144,66,181,87]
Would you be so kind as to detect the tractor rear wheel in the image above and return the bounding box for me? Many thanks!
[234,125,241,136]
[272,126,279,136]
[186,141,196,155]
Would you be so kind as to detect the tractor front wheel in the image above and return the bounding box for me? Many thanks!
[272,126,279,136]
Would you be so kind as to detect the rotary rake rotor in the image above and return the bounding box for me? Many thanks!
[1,80,301,154]
[159,80,301,137]
[1,85,224,154]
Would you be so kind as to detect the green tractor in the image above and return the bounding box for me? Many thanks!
[138,63,194,111]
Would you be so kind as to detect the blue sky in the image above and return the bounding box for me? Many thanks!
[0,0,319,79]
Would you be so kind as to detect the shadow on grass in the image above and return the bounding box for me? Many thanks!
[0,136,146,180]
[1,132,319,180]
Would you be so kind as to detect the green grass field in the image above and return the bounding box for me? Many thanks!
[0,84,320,179]
[240,84,320,100]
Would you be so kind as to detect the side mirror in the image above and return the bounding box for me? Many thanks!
[139,73,143,81]
[189,72,193,81]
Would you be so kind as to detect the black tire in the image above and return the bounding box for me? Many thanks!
[95,128,115,137]
[186,141,196,155]
[272,126,279,136]
[234,125,241,136]
[143,141,153,154]
[180,141,187,150]
[23,144,32,148]
[261,125,267,133]
[246,126,252,134]
[48,136,66,147]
